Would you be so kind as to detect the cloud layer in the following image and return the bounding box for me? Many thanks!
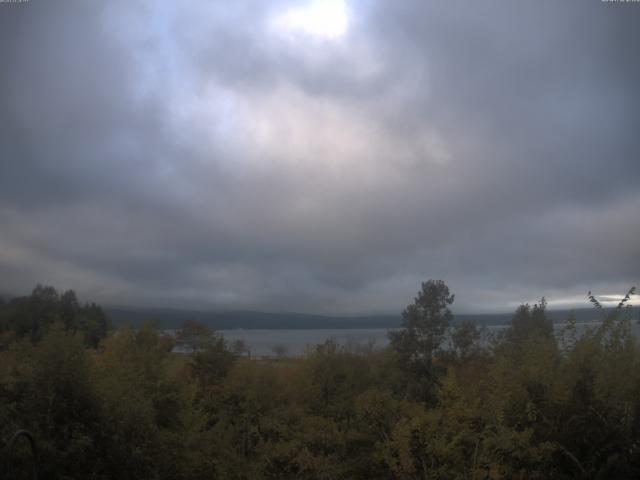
[1,0,639,313]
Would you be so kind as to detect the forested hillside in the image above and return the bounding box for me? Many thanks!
[1,282,639,479]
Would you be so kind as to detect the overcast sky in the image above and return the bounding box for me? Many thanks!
[1,0,639,314]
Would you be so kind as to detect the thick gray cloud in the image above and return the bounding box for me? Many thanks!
[1,0,639,314]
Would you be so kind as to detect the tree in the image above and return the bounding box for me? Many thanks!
[2,325,105,479]
[389,280,454,361]
[450,320,482,361]
[231,339,250,357]
[59,289,79,330]
[190,336,237,389]
[77,302,109,348]
[93,325,190,479]
[0,285,109,348]
[271,344,289,360]
[175,320,216,353]
[503,298,553,347]
[388,279,455,403]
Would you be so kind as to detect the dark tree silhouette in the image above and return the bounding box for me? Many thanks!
[388,279,454,403]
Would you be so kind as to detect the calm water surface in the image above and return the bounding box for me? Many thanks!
[216,320,640,357]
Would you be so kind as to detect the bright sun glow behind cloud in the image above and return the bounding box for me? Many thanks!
[271,0,349,40]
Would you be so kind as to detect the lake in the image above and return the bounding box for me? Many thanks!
[216,320,639,357]
[218,328,391,356]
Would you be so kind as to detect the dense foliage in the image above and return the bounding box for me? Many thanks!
[0,285,109,348]
[1,282,639,479]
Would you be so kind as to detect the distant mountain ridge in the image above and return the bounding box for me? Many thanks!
[105,306,639,330]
